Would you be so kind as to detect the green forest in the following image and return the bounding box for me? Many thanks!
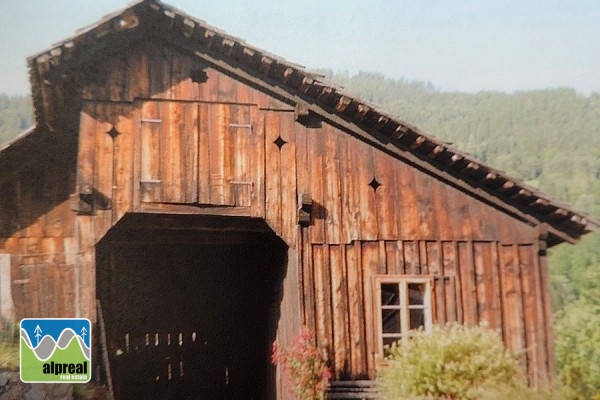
[1,73,599,395]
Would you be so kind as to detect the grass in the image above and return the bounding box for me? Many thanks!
[0,321,20,371]
[0,342,20,371]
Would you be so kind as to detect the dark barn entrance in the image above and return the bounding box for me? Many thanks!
[96,214,288,400]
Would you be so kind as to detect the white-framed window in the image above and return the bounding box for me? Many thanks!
[374,275,433,355]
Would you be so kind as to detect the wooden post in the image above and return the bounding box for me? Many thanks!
[0,254,14,322]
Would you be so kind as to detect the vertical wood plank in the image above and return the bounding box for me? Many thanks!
[208,104,232,205]
[330,245,350,379]
[396,164,418,239]
[428,241,445,325]
[473,242,489,325]
[93,103,114,240]
[415,174,435,239]
[140,101,161,203]
[230,104,252,207]
[489,243,503,331]
[339,136,360,243]
[499,244,525,366]
[458,241,477,326]
[373,152,398,240]
[403,241,419,275]
[78,103,97,199]
[184,103,199,203]
[279,112,298,245]
[361,241,379,378]
[197,103,211,204]
[113,104,134,221]
[442,241,459,323]
[519,244,538,387]
[160,101,183,202]
[324,126,342,244]
[301,228,316,333]
[308,125,325,244]
[312,245,332,364]
[384,241,403,275]
[430,180,453,239]
[127,46,149,100]
[537,241,555,383]
[345,242,367,377]
[265,111,282,234]
[356,148,378,241]
[532,240,549,388]
[250,108,265,218]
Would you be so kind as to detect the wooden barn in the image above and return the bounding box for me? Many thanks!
[0,1,597,398]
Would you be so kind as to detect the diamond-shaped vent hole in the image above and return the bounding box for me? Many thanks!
[273,136,287,149]
[190,69,209,83]
[106,126,120,139]
[368,178,381,192]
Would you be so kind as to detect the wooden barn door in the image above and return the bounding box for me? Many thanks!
[138,101,258,207]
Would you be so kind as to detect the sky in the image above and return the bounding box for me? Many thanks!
[1,0,599,96]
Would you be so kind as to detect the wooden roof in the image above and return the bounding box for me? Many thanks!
[20,0,599,246]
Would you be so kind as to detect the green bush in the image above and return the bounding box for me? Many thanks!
[555,299,600,399]
[377,324,525,400]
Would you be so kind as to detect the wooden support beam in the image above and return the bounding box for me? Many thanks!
[373,116,389,133]
[317,86,333,102]
[283,67,295,83]
[299,77,314,93]
[409,136,426,150]
[392,125,409,141]
[479,172,497,185]
[511,188,533,202]
[260,56,273,74]
[548,207,569,221]
[335,96,352,113]
[428,145,444,159]
[354,104,371,122]
[450,153,463,164]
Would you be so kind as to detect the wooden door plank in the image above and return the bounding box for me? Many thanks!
[197,103,211,204]
[184,103,199,203]
[140,101,162,203]
[249,108,265,218]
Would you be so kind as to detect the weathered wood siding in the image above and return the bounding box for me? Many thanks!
[0,42,554,388]
[0,136,77,319]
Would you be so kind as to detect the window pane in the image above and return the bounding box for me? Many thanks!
[382,309,401,334]
[409,308,425,330]
[408,283,425,305]
[381,283,400,306]
[383,337,401,352]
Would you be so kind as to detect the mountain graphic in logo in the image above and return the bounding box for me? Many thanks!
[20,318,91,383]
